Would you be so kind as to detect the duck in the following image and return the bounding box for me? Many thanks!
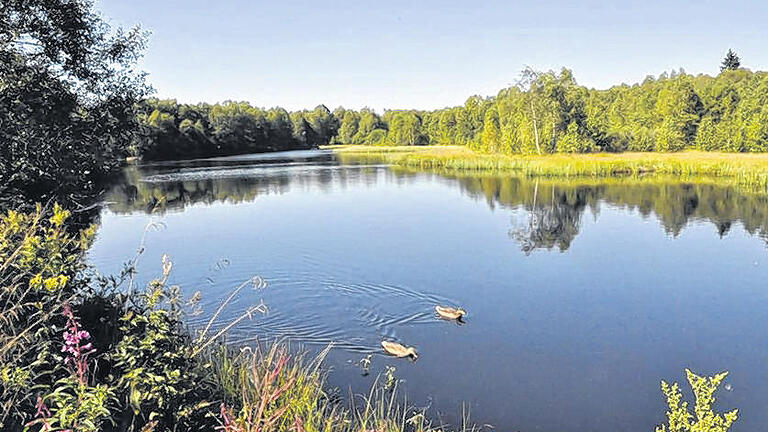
[381,341,418,359]
[435,305,467,320]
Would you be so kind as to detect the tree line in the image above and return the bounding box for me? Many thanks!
[137,100,338,160]
[138,52,768,160]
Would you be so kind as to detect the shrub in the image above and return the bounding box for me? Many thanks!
[655,369,738,432]
[0,204,94,428]
[107,259,222,431]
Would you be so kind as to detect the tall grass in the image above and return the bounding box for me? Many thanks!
[210,343,473,432]
[331,145,768,194]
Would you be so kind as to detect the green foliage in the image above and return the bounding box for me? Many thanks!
[38,380,112,432]
[32,305,114,432]
[480,107,501,152]
[0,204,220,431]
[323,67,768,156]
[383,111,427,146]
[135,67,768,160]
[330,108,388,145]
[0,0,149,207]
[109,272,220,431]
[556,122,595,153]
[334,110,361,144]
[355,109,387,144]
[656,369,738,432]
[0,204,94,426]
[138,100,341,161]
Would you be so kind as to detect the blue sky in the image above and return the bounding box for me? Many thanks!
[100,0,768,112]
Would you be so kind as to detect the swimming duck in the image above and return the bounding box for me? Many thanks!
[435,306,467,320]
[381,341,418,359]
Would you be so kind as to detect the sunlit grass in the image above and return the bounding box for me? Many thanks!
[210,343,474,432]
[329,145,768,193]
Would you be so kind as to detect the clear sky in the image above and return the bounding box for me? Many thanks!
[99,0,768,112]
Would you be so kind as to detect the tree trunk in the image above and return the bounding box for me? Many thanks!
[551,118,557,152]
[530,100,542,155]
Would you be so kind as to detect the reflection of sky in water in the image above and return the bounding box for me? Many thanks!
[89,152,768,432]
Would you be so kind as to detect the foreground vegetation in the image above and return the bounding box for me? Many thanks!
[332,145,768,193]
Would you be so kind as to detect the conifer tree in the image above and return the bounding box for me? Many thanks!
[721,49,741,71]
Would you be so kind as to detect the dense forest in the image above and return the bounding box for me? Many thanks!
[139,61,768,160]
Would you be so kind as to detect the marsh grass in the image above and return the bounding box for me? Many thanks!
[211,343,474,432]
[330,145,768,194]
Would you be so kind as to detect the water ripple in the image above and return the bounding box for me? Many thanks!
[197,277,459,354]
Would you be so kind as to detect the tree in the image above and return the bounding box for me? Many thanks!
[384,111,426,146]
[306,104,336,145]
[0,0,149,207]
[517,67,544,154]
[480,107,501,151]
[354,109,386,144]
[335,111,361,144]
[266,108,295,150]
[291,115,319,149]
[654,77,703,151]
[721,49,741,72]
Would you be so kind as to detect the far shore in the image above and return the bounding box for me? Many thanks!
[325,145,768,192]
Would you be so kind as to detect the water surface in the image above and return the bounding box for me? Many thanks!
[89,150,768,432]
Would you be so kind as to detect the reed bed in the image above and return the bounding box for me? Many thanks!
[330,145,768,194]
[210,343,473,432]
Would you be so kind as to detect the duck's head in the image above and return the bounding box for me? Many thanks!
[407,347,418,359]
[456,308,467,317]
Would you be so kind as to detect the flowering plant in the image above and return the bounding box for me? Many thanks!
[61,304,96,385]
[24,304,112,432]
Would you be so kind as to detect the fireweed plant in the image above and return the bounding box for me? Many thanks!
[24,304,111,432]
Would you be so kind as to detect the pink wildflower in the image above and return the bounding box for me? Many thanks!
[60,302,95,384]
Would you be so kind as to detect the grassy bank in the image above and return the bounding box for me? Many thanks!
[328,145,768,193]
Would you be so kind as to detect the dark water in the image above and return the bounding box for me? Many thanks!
[89,150,768,432]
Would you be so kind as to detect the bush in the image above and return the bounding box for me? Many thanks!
[0,204,94,428]
[0,204,222,431]
[655,369,738,432]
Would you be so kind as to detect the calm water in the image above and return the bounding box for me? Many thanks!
[89,150,768,432]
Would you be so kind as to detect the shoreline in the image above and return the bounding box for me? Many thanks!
[326,145,768,193]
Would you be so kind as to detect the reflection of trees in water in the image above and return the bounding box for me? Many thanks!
[104,163,390,214]
[451,174,768,253]
[106,161,768,253]
[107,174,292,213]
[509,180,586,254]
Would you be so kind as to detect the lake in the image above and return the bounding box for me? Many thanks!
[88,149,768,432]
